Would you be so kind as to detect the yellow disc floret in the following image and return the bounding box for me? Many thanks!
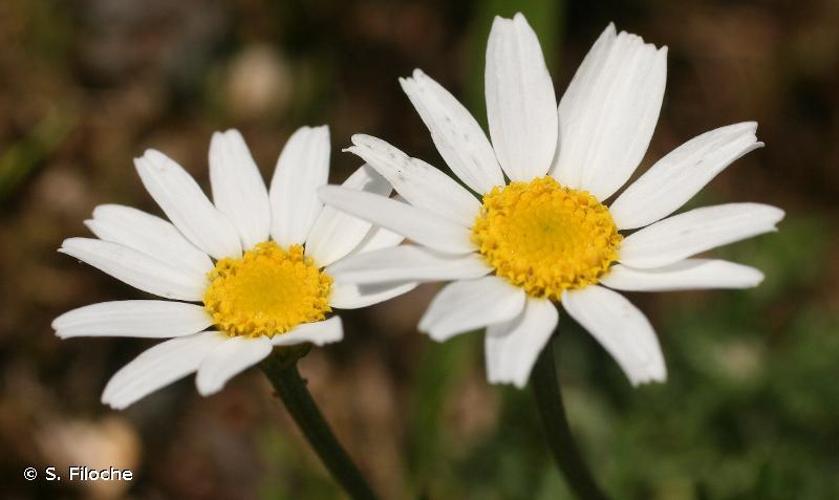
[203,242,332,338]
[472,176,622,300]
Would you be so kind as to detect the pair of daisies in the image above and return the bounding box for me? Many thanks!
[54,13,782,409]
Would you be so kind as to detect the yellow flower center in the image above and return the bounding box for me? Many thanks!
[472,176,622,300]
[203,242,332,338]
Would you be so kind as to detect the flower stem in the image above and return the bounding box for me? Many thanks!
[532,334,610,500]
[261,350,378,500]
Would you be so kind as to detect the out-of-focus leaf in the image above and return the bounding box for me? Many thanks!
[0,110,75,202]
[406,332,478,494]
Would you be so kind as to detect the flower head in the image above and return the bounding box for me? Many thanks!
[472,176,623,299]
[54,127,414,409]
[319,14,784,388]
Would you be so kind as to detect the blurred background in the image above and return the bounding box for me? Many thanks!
[1,0,837,498]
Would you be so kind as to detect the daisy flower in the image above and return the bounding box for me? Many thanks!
[318,14,784,388]
[53,127,414,409]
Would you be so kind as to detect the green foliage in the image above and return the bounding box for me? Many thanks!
[0,110,74,202]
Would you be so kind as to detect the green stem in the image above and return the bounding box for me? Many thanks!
[532,334,610,500]
[261,351,378,500]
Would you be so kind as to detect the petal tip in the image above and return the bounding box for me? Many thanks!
[350,133,373,146]
[424,327,445,342]
[195,378,222,397]
[769,206,786,223]
[630,370,666,387]
[748,270,766,287]
[311,124,330,139]
[512,12,527,24]
[100,391,122,410]
[57,237,83,253]
[490,14,510,31]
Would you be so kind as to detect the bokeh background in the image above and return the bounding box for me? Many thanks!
[1,0,837,498]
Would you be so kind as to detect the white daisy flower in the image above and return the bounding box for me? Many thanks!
[53,126,414,409]
[318,14,784,388]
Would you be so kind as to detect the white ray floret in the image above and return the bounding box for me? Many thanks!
[208,129,272,249]
[419,276,527,342]
[619,203,784,269]
[485,13,558,181]
[87,204,213,274]
[485,298,558,388]
[304,165,392,267]
[196,336,274,396]
[609,122,764,229]
[318,186,474,254]
[59,238,207,301]
[562,286,666,386]
[53,301,212,339]
[327,246,490,285]
[345,134,481,226]
[269,317,345,347]
[329,281,417,310]
[601,260,764,292]
[269,126,331,247]
[551,23,667,200]
[135,149,242,260]
[102,331,228,410]
[400,69,503,193]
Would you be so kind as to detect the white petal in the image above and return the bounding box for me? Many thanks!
[196,336,272,396]
[269,126,331,246]
[329,281,417,309]
[419,276,526,342]
[400,69,504,193]
[135,149,242,259]
[270,316,344,346]
[304,165,392,267]
[619,203,785,269]
[343,195,408,256]
[345,134,480,226]
[551,23,617,188]
[208,129,271,249]
[53,300,211,339]
[552,24,667,200]
[485,13,558,180]
[101,331,227,409]
[317,186,473,254]
[485,297,558,388]
[59,238,206,301]
[87,204,213,275]
[328,245,489,284]
[562,286,665,386]
[601,259,764,292]
[610,122,764,229]
[349,225,405,255]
